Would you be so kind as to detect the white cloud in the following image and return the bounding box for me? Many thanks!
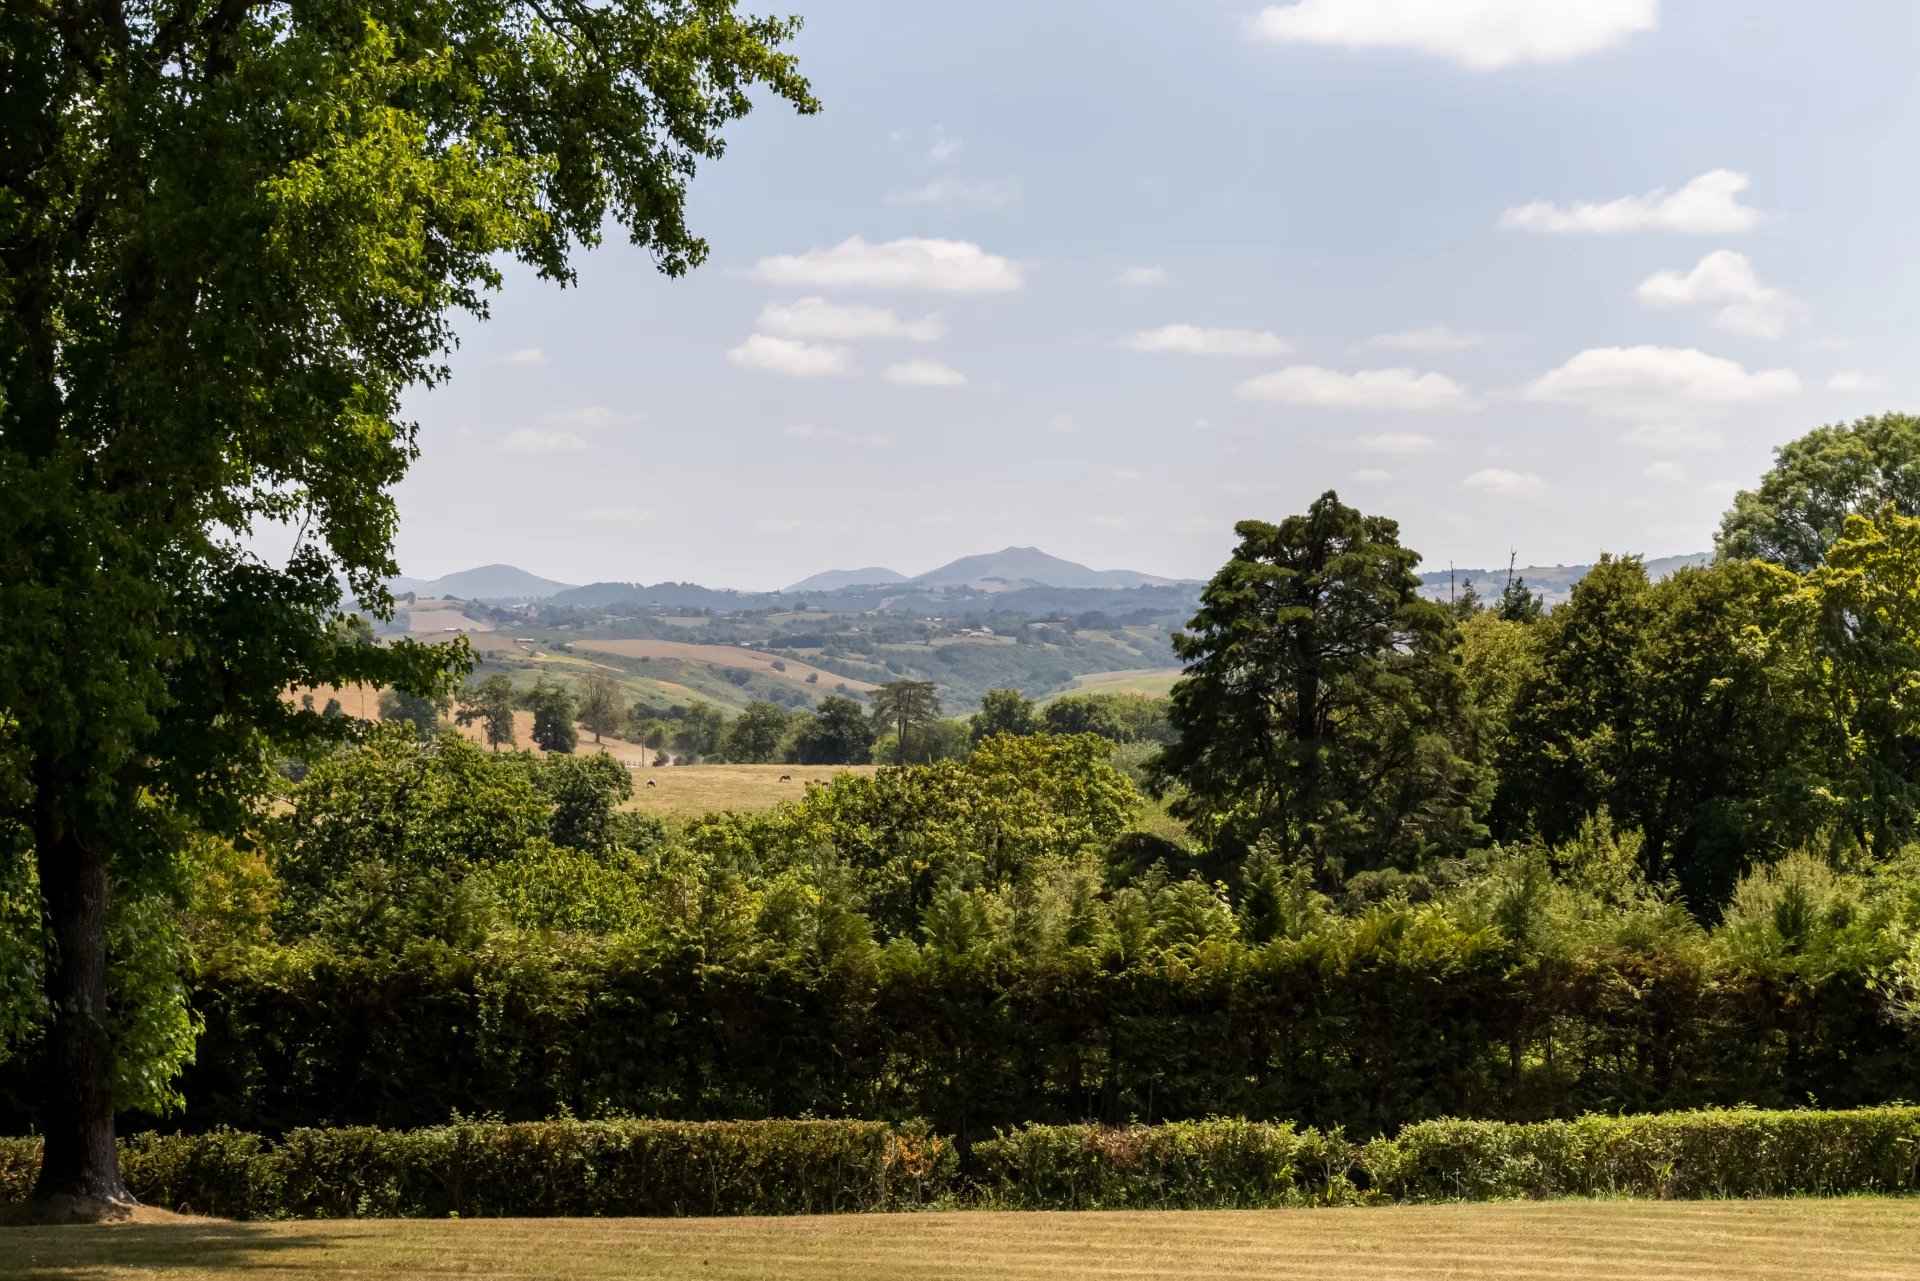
[502,347,547,366]
[726,334,854,378]
[1126,324,1293,357]
[1502,169,1761,235]
[1526,346,1800,416]
[1636,250,1797,338]
[1622,422,1726,453]
[1828,370,1885,393]
[501,428,588,455]
[1352,432,1437,455]
[1643,461,1687,483]
[753,236,1023,293]
[884,359,968,388]
[578,506,655,526]
[1247,0,1657,71]
[1361,326,1484,353]
[927,129,963,164]
[758,297,944,343]
[888,177,1022,209]
[1237,366,1475,411]
[784,423,894,448]
[1115,265,1171,287]
[1464,467,1547,497]
[1351,467,1393,483]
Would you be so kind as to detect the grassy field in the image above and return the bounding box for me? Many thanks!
[569,638,880,694]
[624,763,877,817]
[1047,667,1183,700]
[8,1201,1920,1280]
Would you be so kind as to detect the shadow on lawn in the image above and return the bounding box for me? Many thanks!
[3,1222,338,1278]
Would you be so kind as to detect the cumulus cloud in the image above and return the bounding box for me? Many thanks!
[884,359,968,388]
[1126,324,1293,357]
[1501,169,1761,235]
[1828,370,1885,392]
[758,297,944,343]
[887,177,1022,209]
[1353,432,1437,455]
[726,334,854,378]
[1115,265,1171,287]
[1236,366,1475,411]
[1247,0,1657,71]
[1622,422,1726,453]
[1526,346,1800,416]
[501,428,588,455]
[502,347,547,366]
[753,236,1023,293]
[784,424,894,448]
[1636,250,1798,338]
[1464,467,1547,496]
[1361,326,1484,353]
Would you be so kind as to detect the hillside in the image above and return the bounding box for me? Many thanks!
[911,546,1186,590]
[1419,553,1710,608]
[391,564,576,601]
[783,566,909,592]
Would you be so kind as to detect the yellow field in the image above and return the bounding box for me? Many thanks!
[569,638,879,693]
[624,763,877,817]
[8,1201,1920,1280]
[1048,668,1183,700]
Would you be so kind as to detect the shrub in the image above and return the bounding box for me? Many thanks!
[972,1119,1360,1209]
[1367,1108,1920,1201]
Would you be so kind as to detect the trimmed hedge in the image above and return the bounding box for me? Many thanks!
[1366,1108,1920,1202]
[972,1119,1359,1208]
[0,1119,955,1219]
[7,1108,1920,1217]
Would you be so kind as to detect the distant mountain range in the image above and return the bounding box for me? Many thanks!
[390,563,576,601]
[784,546,1188,594]
[1417,553,1710,607]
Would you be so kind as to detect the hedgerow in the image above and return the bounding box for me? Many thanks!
[7,1109,1918,1217]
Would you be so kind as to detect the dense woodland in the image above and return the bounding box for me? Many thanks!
[9,414,1920,1149]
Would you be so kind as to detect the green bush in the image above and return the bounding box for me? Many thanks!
[972,1119,1360,1209]
[0,1119,957,1219]
[1368,1108,1920,1201]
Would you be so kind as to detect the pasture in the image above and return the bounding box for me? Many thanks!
[1048,667,1183,700]
[569,638,879,693]
[623,763,877,817]
[7,1201,1919,1280]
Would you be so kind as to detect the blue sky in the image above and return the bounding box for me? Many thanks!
[392,0,1920,590]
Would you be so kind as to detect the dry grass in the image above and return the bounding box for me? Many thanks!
[570,638,879,693]
[624,763,877,817]
[7,1201,1920,1280]
[1048,668,1183,700]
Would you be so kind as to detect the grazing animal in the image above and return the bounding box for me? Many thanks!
[646,779,656,788]
[779,774,792,782]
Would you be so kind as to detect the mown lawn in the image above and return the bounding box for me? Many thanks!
[7,1200,1920,1280]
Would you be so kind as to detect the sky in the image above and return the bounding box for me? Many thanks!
[390,0,1920,591]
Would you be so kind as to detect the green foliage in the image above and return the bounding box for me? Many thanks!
[790,696,874,764]
[456,675,518,751]
[870,680,942,763]
[537,752,635,854]
[378,687,449,739]
[973,1120,1358,1209]
[1041,693,1172,744]
[576,672,624,745]
[673,703,729,761]
[525,680,579,755]
[972,688,1038,743]
[725,701,790,764]
[1154,491,1489,880]
[1718,413,1920,571]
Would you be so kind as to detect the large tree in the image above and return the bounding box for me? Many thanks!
[1149,492,1488,881]
[1717,414,1920,571]
[870,680,942,764]
[456,675,519,751]
[793,695,874,764]
[0,1,812,1212]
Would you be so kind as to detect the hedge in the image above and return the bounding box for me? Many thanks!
[0,1119,955,1219]
[8,1108,1920,1218]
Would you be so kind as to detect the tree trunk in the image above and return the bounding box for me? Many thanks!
[30,790,132,1214]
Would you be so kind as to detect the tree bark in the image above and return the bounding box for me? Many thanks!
[30,778,132,1212]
